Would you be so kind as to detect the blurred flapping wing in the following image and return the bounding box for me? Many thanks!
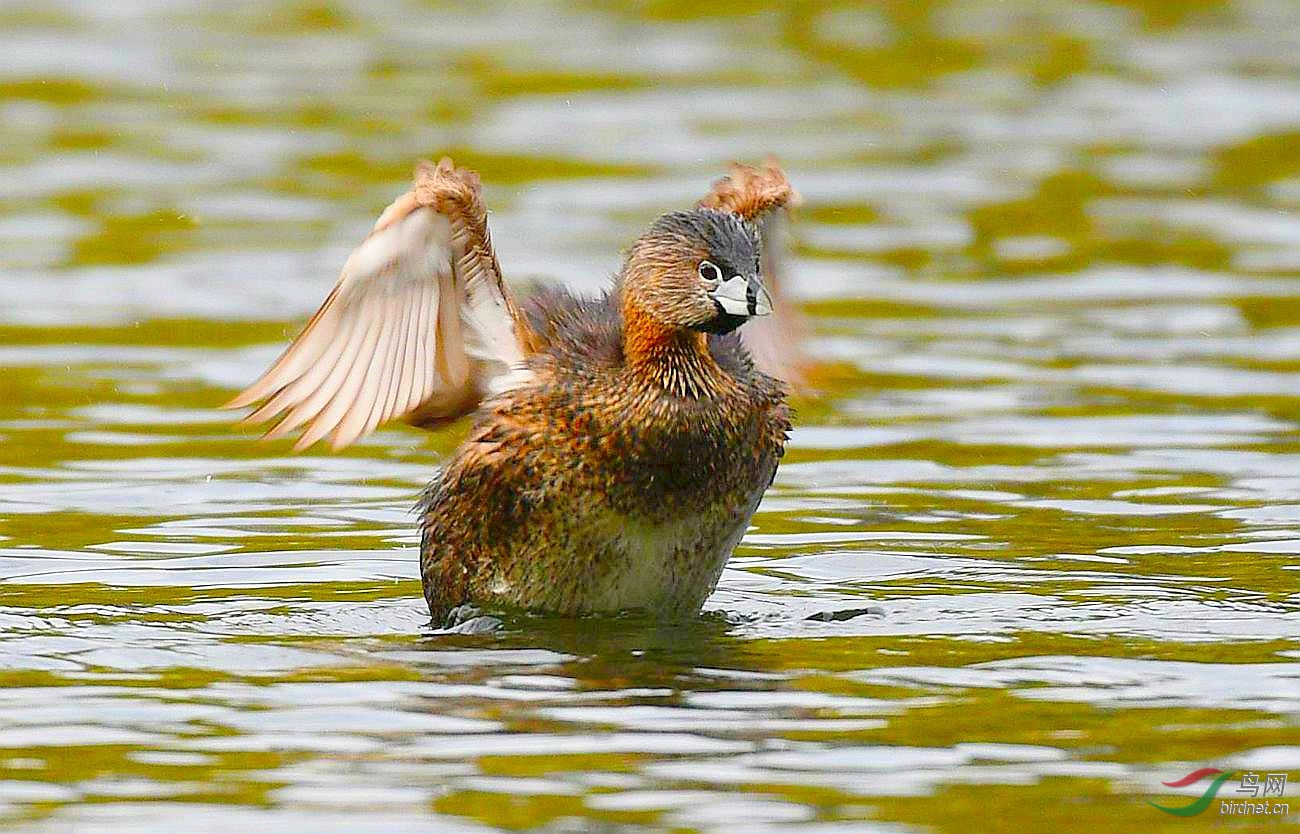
[224,157,536,451]
[699,157,809,389]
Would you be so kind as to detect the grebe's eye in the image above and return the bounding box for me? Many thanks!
[698,260,722,286]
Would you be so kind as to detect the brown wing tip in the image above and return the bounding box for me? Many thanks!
[413,156,483,213]
[700,156,802,220]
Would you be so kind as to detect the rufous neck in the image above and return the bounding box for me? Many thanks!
[622,297,728,399]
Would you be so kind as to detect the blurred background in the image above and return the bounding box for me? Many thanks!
[1,0,1298,831]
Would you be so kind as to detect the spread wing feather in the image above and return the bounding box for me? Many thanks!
[224,157,535,450]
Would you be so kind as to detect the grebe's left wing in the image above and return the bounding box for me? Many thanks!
[223,157,537,451]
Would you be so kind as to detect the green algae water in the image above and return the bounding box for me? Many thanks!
[1,1,1299,830]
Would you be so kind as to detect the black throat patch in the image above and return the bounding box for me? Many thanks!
[691,302,748,335]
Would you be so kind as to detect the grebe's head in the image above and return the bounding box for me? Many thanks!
[622,208,772,335]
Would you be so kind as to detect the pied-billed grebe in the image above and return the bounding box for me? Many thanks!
[226,157,799,621]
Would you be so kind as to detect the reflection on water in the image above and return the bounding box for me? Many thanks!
[1,0,1299,831]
